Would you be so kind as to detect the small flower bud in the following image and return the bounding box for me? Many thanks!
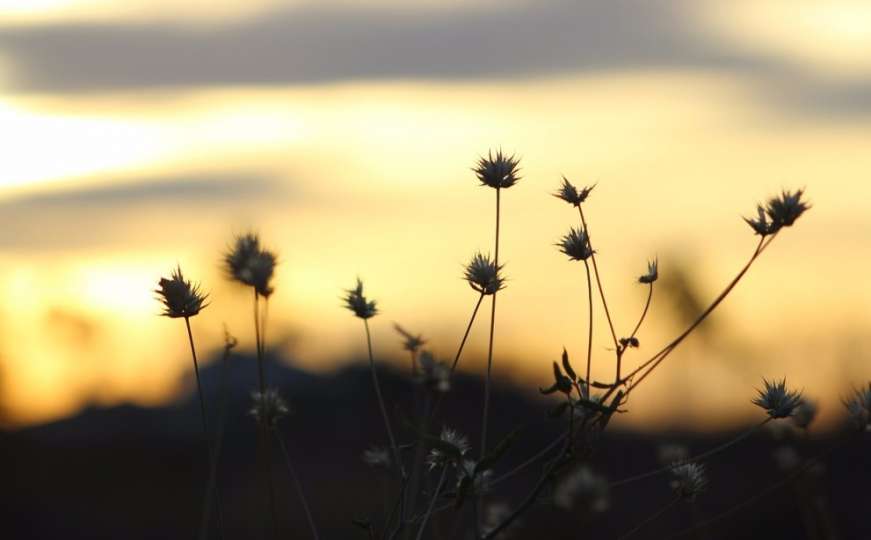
[553,176,595,207]
[474,149,521,189]
[343,278,378,319]
[557,226,593,261]
[464,252,505,295]
[155,265,208,318]
[752,378,803,419]
[670,462,707,501]
[638,258,658,284]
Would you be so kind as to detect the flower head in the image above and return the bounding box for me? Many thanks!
[155,265,208,318]
[362,446,392,471]
[557,226,593,261]
[458,459,493,495]
[343,278,378,319]
[743,204,772,236]
[426,427,470,470]
[791,398,818,429]
[393,323,426,354]
[249,388,289,427]
[474,149,521,189]
[752,378,803,419]
[553,465,610,513]
[223,233,277,297]
[638,258,658,284]
[464,252,505,295]
[417,351,451,393]
[670,462,707,501]
[765,189,810,230]
[553,176,595,207]
[843,383,871,431]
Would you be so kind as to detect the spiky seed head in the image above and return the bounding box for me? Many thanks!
[362,446,392,471]
[744,204,772,236]
[458,459,493,494]
[553,465,610,513]
[247,249,277,298]
[474,149,521,189]
[638,258,658,284]
[155,265,208,318]
[791,398,818,429]
[464,252,505,295]
[752,378,803,419]
[224,233,261,284]
[557,226,593,261]
[765,188,810,230]
[417,351,450,393]
[426,426,470,470]
[343,278,378,319]
[843,383,871,431]
[249,388,289,427]
[393,323,426,354]
[554,176,595,207]
[670,462,707,501]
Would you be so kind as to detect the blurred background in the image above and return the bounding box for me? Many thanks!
[1,1,870,538]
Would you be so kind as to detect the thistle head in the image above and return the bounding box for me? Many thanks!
[155,265,208,319]
[554,176,595,207]
[844,383,871,431]
[224,233,277,296]
[417,351,450,393]
[743,204,771,236]
[362,445,392,471]
[248,249,277,298]
[249,388,289,427]
[557,226,593,261]
[343,278,378,319]
[393,323,426,355]
[670,462,707,501]
[766,189,810,230]
[638,258,658,284]
[752,378,803,419]
[426,427,470,470]
[458,459,493,495]
[791,398,818,429]
[464,252,505,295]
[473,149,521,189]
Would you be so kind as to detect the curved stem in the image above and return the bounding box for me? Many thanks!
[450,293,485,376]
[617,497,679,540]
[578,206,619,350]
[628,283,654,340]
[364,319,406,479]
[490,432,568,487]
[276,432,320,540]
[415,467,448,540]
[481,187,501,458]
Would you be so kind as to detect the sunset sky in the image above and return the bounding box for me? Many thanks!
[1,0,870,430]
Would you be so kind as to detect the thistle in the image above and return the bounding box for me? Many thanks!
[393,323,426,354]
[638,258,658,284]
[669,462,707,501]
[155,266,208,318]
[426,427,470,470]
[474,149,521,189]
[553,176,595,207]
[418,351,451,393]
[343,278,378,319]
[791,398,818,429]
[249,388,290,427]
[557,226,593,261]
[743,204,771,236]
[765,188,810,230]
[844,383,871,431]
[464,252,505,295]
[752,378,803,419]
[223,233,277,297]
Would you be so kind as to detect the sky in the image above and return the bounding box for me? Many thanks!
[0,0,870,430]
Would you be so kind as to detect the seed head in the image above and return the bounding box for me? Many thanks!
[670,462,707,501]
[791,398,818,429]
[553,465,610,513]
[426,427,470,470]
[343,278,378,319]
[765,189,810,230]
[155,265,208,319]
[743,204,772,236]
[464,252,505,295]
[638,258,658,284]
[474,149,521,189]
[393,323,426,354]
[843,383,871,431]
[249,388,289,427]
[417,351,450,393]
[557,226,593,261]
[458,459,493,494]
[752,378,803,419]
[224,233,277,297]
[362,445,392,471]
[553,176,595,207]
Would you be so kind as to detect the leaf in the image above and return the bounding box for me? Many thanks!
[540,382,559,395]
[561,348,577,381]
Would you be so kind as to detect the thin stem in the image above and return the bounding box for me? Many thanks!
[629,283,654,340]
[583,259,593,397]
[578,206,619,350]
[609,418,771,489]
[276,432,320,540]
[481,186,501,458]
[252,290,278,539]
[415,467,448,540]
[364,319,406,479]
[254,290,265,393]
[490,432,568,487]
[184,317,226,540]
[617,497,679,540]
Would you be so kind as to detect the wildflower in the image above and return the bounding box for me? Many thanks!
[393,323,426,354]
[743,204,771,236]
[553,465,610,513]
[752,378,803,419]
[638,258,658,284]
[553,176,595,207]
[223,233,277,296]
[557,226,593,261]
[791,398,818,429]
[843,383,871,431]
[417,351,450,393]
[765,189,810,231]
[249,388,289,427]
[362,446,392,471]
[464,252,505,295]
[670,462,707,501]
[247,249,276,298]
[474,149,521,189]
[426,427,470,470]
[343,278,378,319]
[155,265,208,318]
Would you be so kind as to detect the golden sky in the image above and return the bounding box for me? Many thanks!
[1,0,870,430]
